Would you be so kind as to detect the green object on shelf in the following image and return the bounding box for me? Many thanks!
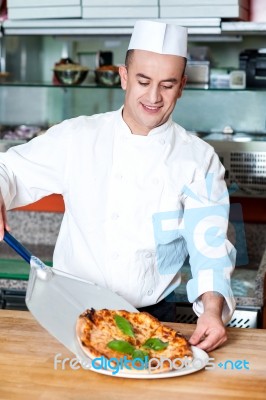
[0,258,52,280]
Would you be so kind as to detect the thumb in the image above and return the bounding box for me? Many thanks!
[189,326,206,346]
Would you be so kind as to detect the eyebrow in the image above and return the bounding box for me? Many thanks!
[136,73,178,83]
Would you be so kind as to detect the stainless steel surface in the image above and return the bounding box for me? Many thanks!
[95,68,120,87]
[3,230,138,362]
[54,67,89,86]
[175,305,260,328]
[26,264,138,361]
[227,309,259,328]
[203,137,266,197]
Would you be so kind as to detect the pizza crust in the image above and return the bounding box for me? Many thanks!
[76,308,193,374]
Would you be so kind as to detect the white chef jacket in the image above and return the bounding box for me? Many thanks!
[0,107,236,322]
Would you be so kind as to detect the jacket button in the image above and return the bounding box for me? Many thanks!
[147,289,153,296]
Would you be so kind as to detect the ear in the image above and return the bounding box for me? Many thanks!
[177,75,187,99]
[119,65,128,90]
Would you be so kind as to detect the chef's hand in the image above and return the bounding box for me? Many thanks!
[189,291,227,352]
[0,189,10,240]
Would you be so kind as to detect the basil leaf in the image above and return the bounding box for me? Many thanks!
[114,315,135,338]
[107,340,135,355]
[132,349,149,361]
[143,338,169,351]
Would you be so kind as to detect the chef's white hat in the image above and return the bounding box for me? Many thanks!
[128,20,187,58]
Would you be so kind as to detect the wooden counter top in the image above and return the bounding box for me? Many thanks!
[0,310,265,400]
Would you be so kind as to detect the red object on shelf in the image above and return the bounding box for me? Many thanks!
[15,194,64,213]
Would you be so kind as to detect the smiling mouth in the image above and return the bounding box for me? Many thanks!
[142,104,161,112]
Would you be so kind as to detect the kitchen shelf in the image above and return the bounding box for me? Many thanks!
[222,21,266,35]
[0,81,122,89]
[1,18,266,37]
[1,17,222,36]
[2,19,135,36]
[1,80,266,92]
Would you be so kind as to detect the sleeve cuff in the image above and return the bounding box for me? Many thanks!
[192,295,236,325]
[186,268,236,324]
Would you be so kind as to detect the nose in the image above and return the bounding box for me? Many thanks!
[146,84,162,104]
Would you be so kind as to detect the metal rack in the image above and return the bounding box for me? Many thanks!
[175,303,261,328]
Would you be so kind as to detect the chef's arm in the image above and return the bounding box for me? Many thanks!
[189,291,227,352]
[183,148,236,318]
[0,119,72,214]
[201,291,225,316]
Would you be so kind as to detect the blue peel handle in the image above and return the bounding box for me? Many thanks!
[3,230,32,265]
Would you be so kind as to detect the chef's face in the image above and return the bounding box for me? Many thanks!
[119,49,187,135]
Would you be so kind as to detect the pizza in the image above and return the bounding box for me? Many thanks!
[76,308,193,374]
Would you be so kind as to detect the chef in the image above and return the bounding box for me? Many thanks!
[0,20,236,351]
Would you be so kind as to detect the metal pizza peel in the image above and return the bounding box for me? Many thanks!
[3,230,138,363]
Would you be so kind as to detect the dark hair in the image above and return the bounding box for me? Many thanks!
[125,49,134,68]
[125,49,187,75]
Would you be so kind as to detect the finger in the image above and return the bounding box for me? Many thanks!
[197,338,225,352]
[196,333,227,352]
[189,327,207,346]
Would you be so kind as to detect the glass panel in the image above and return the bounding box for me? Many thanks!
[0,84,266,132]
[173,89,266,133]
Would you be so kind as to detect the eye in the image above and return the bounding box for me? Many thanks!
[138,81,149,86]
[161,85,173,90]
